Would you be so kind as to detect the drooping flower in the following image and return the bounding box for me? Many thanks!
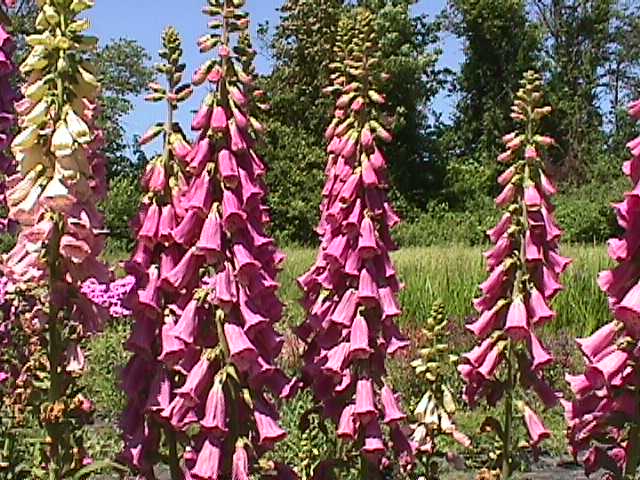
[121,14,292,479]
[564,98,640,479]
[296,9,412,476]
[0,0,113,475]
[459,71,566,477]
[411,301,470,476]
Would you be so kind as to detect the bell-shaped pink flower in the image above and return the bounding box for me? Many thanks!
[576,322,620,362]
[232,445,250,480]
[337,404,358,440]
[191,437,222,480]
[224,323,258,371]
[523,404,550,447]
[254,401,286,447]
[349,314,372,360]
[355,378,377,424]
[200,381,227,435]
[504,296,529,340]
[210,106,227,132]
[381,385,406,425]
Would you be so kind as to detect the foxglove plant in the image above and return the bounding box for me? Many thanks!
[563,98,640,478]
[121,3,294,479]
[411,301,470,479]
[2,0,112,477]
[458,71,568,478]
[296,9,412,478]
[0,0,16,389]
[0,0,16,233]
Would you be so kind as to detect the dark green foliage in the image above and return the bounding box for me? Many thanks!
[532,0,614,179]
[262,122,325,245]
[101,175,141,250]
[441,0,541,207]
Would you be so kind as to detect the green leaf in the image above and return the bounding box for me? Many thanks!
[72,460,128,479]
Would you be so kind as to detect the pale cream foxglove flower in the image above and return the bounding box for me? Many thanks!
[12,125,39,152]
[66,109,91,144]
[77,64,99,90]
[70,0,96,14]
[67,19,90,34]
[24,77,50,102]
[17,145,50,175]
[26,31,54,47]
[7,165,44,207]
[24,99,50,126]
[52,120,75,157]
[41,175,73,209]
[57,150,90,178]
[20,45,48,74]
[42,4,60,26]
[12,183,44,222]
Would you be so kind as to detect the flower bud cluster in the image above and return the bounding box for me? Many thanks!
[411,301,470,470]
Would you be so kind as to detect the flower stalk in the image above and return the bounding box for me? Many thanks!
[121,2,294,478]
[564,97,640,479]
[2,0,111,476]
[459,71,568,476]
[296,8,413,478]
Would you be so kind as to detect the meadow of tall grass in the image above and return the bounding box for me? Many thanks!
[85,244,612,473]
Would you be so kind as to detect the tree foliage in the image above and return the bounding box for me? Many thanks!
[261,0,443,243]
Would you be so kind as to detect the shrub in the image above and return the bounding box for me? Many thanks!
[101,175,141,250]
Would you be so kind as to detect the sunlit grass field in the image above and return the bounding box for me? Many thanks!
[279,244,612,335]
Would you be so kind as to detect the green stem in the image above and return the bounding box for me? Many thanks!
[166,426,182,480]
[502,339,513,479]
[625,423,640,479]
[47,217,63,480]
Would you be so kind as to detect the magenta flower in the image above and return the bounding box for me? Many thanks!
[121,16,292,479]
[459,72,566,477]
[296,9,412,476]
[564,97,640,479]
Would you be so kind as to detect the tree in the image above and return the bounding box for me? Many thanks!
[92,39,153,178]
[531,0,615,179]
[444,0,541,207]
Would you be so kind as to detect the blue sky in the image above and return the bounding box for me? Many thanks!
[87,0,460,146]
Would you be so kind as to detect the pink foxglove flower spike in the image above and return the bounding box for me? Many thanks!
[458,71,567,478]
[296,9,413,478]
[564,97,640,479]
[121,4,293,478]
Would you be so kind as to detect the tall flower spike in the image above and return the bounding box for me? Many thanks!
[459,71,567,478]
[120,26,194,478]
[0,1,15,233]
[296,8,411,478]
[411,301,470,477]
[121,3,292,478]
[1,0,112,476]
[564,98,640,479]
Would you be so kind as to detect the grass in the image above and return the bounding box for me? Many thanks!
[82,244,612,475]
[278,244,611,335]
